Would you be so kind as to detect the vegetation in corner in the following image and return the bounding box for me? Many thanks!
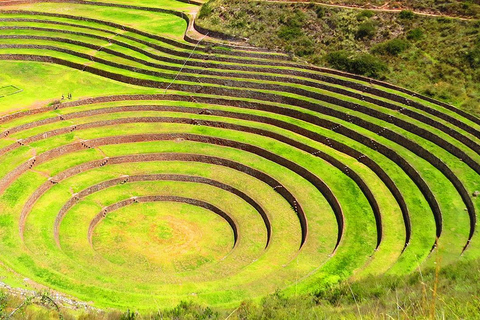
[197,0,480,115]
[2,256,480,319]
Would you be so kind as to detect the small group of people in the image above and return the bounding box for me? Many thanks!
[61,93,73,100]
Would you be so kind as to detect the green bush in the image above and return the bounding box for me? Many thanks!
[228,18,246,28]
[325,50,351,70]
[399,10,415,19]
[198,2,213,19]
[350,54,388,78]
[278,25,303,40]
[437,16,453,24]
[407,28,424,41]
[326,51,387,78]
[293,36,315,56]
[373,38,410,55]
[281,11,305,28]
[356,10,375,20]
[315,6,325,19]
[278,11,307,41]
[461,98,480,114]
[355,22,376,40]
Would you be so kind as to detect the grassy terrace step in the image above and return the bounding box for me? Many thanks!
[0,0,478,311]
[0,110,372,235]
[0,25,289,62]
[36,173,284,275]
[0,105,431,249]
[85,194,239,247]
[82,178,252,246]
[0,87,474,191]
[0,132,446,300]
[89,199,236,274]
[2,130,357,244]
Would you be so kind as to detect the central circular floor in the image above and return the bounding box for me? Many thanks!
[92,201,235,273]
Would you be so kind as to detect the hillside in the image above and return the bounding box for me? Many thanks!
[2,256,480,318]
[197,0,480,115]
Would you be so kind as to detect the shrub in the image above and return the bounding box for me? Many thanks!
[325,50,351,70]
[282,10,305,28]
[399,10,415,19]
[350,54,388,78]
[325,51,387,78]
[278,11,307,41]
[407,28,424,41]
[228,18,246,28]
[198,2,213,19]
[357,10,375,20]
[355,22,376,40]
[461,98,480,115]
[373,38,410,55]
[278,25,303,40]
[437,16,453,23]
[293,36,315,56]
[315,6,325,18]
